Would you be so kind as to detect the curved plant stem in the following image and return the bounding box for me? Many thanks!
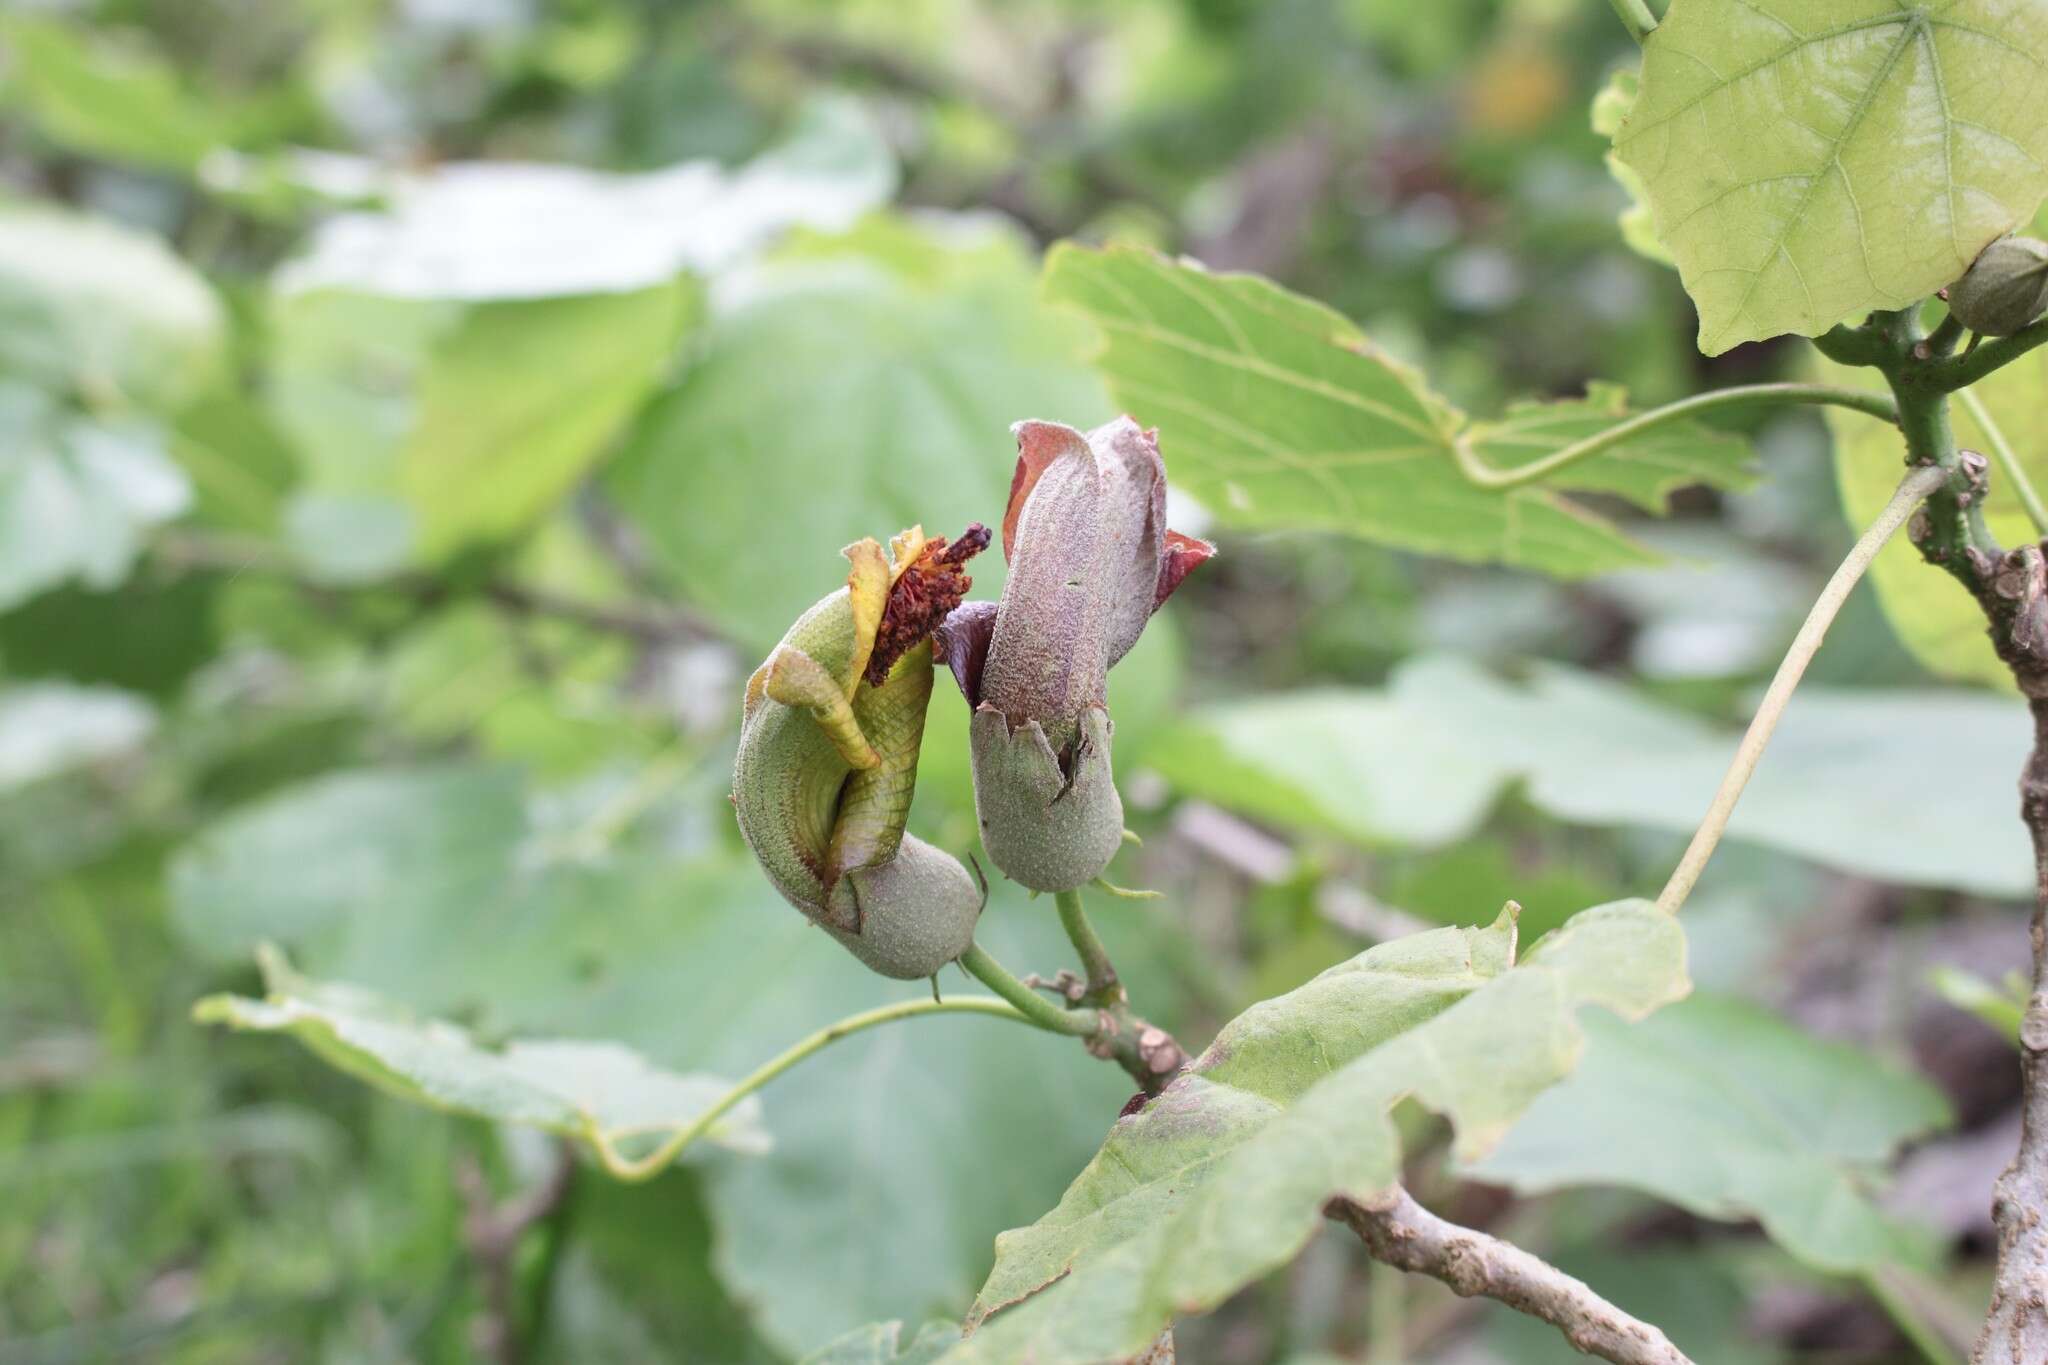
[587,995,1042,1180]
[1450,383,1897,492]
[1606,0,1659,44]
[1055,888,1124,1003]
[959,942,1100,1036]
[1656,462,1948,913]
[1924,313,2048,390]
[1958,387,2048,536]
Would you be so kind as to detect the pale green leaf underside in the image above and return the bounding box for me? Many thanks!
[1041,244,1753,578]
[195,945,766,1167]
[1618,0,2048,355]
[939,902,1689,1365]
[1144,654,2032,896]
[1467,993,1951,1272]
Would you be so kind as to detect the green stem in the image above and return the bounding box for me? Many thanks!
[1922,312,1968,360]
[1960,388,2048,536]
[1055,888,1124,1003]
[1606,0,1659,43]
[1451,383,1897,492]
[959,942,1099,1037]
[588,995,1043,1180]
[1924,314,2048,390]
[1656,463,1948,913]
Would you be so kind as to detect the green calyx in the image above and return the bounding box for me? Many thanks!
[968,704,1124,893]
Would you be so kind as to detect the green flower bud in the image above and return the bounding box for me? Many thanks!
[733,525,990,979]
[1948,236,2048,336]
[937,418,1212,892]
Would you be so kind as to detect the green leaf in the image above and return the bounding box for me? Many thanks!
[0,17,228,172]
[0,682,154,790]
[1614,0,2048,355]
[168,763,1145,1355]
[0,203,224,407]
[1147,654,2033,897]
[195,945,767,1169]
[801,1321,961,1365]
[608,219,1111,648]
[1825,341,2045,690]
[1466,993,1951,1272]
[942,902,1689,1364]
[0,385,192,609]
[1592,68,1674,270]
[400,285,693,558]
[1040,244,1752,578]
[265,285,691,571]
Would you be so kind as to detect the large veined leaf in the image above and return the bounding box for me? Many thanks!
[169,764,1145,1355]
[195,945,768,1169]
[1614,0,2048,356]
[938,902,1689,1364]
[607,219,1111,649]
[277,97,894,301]
[1040,244,1753,577]
[1467,993,1951,1272]
[1592,68,1673,269]
[399,286,693,558]
[1145,654,2032,897]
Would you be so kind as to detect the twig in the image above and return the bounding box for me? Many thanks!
[456,1140,577,1365]
[1054,888,1123,1003]
[1333,1189,1694,1365]
[1656,462,1947,912]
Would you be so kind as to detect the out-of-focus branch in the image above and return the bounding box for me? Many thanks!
[1333,1189,1695,1365]
[456,1142,577,1365]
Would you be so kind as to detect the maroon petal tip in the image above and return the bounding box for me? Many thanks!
[1155,529,1215,608]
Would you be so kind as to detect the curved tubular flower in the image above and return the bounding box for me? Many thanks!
[937,417,1212,892]
[732,525,990,979]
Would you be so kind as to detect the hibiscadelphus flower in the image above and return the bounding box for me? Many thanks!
[732,523,990,979]
[936,417,1212,892]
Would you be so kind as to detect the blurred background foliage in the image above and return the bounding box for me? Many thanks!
[0,0,2028,1362]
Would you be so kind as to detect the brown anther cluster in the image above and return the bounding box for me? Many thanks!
[865,523,992,686]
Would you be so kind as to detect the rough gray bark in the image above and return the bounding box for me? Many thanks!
[1973,695,2048,1364]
